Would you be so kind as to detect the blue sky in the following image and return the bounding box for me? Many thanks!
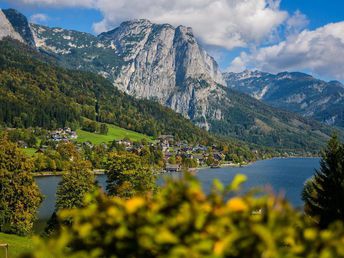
[1,0,344,80]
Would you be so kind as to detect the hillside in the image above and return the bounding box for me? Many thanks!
[208,86,334,150]
[224,70,344,127]
[0,39,214,144]
[76,123,153,145]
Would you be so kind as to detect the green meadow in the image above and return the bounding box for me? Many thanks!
[76,124,153,145]
[0,232,33,257]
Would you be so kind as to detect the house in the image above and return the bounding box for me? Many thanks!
[158,135,174,142]
[182,153,193,159]
[49,127,78,142]
[160,142,170,152]
[17,140,28,148]
[193,154,205,165]
[163,151,174,160]
[158,135,174,150]
[193,145,208,152]
[165,164,181,172]
[35,148,44,154]
[213,152,225,161]
[116,139,132,147]
[82,141,94,149]
[69,131,78,139]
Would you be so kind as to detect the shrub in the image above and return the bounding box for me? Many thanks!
[22,174,344,257]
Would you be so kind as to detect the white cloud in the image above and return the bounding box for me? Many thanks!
[285,10,309,35]
[30,13,49,23]
[13,0,95,8]
[12,0,288,50]
[228,22,344,80]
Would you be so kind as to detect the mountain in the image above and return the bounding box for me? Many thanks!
[224,70,344,127]
[0,9,338,150]
[0,38,214,144]
[30,19,225,129]
[0,9,34,46]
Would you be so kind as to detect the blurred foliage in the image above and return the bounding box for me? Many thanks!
[22,174,344,257]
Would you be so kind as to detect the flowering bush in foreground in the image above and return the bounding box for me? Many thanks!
[22,174,344,258]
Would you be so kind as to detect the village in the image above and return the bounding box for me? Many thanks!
[31,128,235,172]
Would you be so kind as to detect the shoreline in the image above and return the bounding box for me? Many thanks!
[33,169,105,177]
[33,157,321,177]
[194,156,320,172]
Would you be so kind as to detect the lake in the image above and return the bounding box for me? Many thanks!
[35,157,320,220]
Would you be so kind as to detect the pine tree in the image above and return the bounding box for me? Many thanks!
[302,134,344,227]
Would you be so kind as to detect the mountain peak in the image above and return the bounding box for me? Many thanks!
[0,9,23,43]
[121,19,152,26]
[1,8,35,46]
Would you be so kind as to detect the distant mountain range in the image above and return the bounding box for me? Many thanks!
[224,70,344,127]
[0,8,340,150]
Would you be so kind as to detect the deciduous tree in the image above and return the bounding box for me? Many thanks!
[106,152,155,198]
[0,135,42,235]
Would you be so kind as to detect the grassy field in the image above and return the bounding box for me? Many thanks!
[0,233,33,257]
[76,124,153,145]
[21,147,37,156]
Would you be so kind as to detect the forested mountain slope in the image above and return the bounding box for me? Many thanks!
[0,39,213,143]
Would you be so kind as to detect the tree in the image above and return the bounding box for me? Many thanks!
[168,155,177,164]
[302,134,344,228]
[0,135,42,235]
[46,160,97,234]
[182,157,198,168]
[55,160,96,211]
[82,120,99,133]
[99,123,108,135]
[56,141,81,161]
[206,155,215,166]
[106,152,155,198]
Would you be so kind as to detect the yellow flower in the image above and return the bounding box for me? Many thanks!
[107,207,118,217]
[226,197,248,212]
[125,197,145,214]
[304,228,317,240]
[214,241,225,255]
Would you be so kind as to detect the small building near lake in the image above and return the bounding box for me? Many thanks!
[165,164,181,172]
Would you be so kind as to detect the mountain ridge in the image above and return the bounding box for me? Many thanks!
[0,8,339,150]
[224,70,344,127]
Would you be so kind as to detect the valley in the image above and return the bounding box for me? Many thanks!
[1,3,344,258]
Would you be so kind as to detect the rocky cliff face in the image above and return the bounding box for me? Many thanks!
[2,9,35,46]
[30,18,226,128]
[224,71,344,127]
[0,9,25,43]
[97,20,225,124]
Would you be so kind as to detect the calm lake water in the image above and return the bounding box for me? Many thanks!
[35,157,320,220]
